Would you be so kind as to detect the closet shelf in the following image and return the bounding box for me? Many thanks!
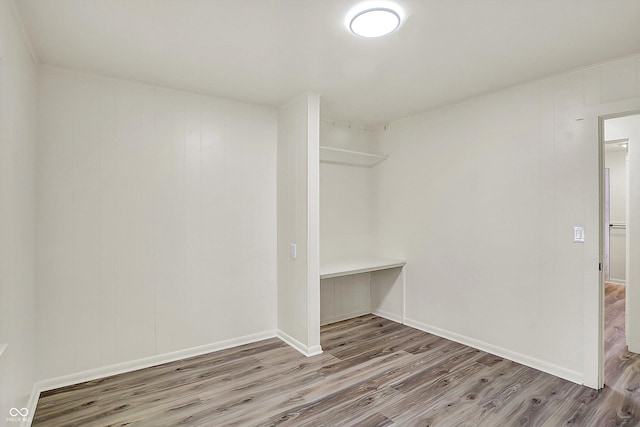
[320,146,388,167]
[320,257,406,279]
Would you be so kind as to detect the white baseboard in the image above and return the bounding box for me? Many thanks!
[24,327,324,427]
[21,382,40,427]
[403,317,583,385]
[20,330,277,426]
[34,329,277,395]
[606,279,626,285]
[372,309,403,324]
[321,309,403,326]
[320,308,370,326]
[277,329,323,357]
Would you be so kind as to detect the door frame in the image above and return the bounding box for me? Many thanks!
[583,99,640,389]
[604,167,610,283]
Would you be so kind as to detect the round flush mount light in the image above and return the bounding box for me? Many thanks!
[347,3,402,38]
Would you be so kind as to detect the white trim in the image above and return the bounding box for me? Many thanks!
[35,330,276,393]
[605,279,626,285]
[404,317,583,385]
[401,265,407,323]
[372,309,403,324]
[277,329,323,357]
[307,93,322,353]
[21,382,40,427]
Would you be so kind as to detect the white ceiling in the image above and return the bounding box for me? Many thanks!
[16,0,640,125]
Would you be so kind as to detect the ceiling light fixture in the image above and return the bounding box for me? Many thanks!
[347,3,402,38]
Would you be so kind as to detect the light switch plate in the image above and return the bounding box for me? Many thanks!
[290,243,297,259]
[573,226,585,243]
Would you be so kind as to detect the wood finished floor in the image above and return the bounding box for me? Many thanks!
[33,283,640,426]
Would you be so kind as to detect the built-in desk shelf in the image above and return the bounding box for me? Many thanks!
[319,146,388,167]
[320,258,406,279]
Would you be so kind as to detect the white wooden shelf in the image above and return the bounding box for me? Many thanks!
[320,257,406,279]
[319,146,388,167]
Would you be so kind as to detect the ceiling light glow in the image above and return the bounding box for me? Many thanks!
[347,2,403,38]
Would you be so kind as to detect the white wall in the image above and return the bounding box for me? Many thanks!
[0,0,38,418]
[375,55,640,384]
[36,67,277,380]
[604,148,627,283]
[277,93,321,355]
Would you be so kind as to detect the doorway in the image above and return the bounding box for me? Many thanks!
[600,113,639,389]
[603,136,628,286]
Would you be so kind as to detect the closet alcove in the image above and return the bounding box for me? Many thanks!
[319,120,406,326]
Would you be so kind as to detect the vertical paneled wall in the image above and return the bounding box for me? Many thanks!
[375,55,640,382]
[320,273,371,325]
[277,93,321,355]
[36,68,277,380]
[0,0,38,415]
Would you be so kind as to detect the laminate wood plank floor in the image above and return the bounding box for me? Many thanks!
[33,283,640,426]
